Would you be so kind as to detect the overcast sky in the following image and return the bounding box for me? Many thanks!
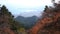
[0,0,59,17]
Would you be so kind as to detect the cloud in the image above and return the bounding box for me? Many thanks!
[0,0,52,7]
[0,0,53,17]
[19,11,42,17]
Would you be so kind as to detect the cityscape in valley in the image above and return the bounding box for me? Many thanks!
[0,0,60,34]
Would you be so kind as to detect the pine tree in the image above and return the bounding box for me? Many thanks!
[1,5,9,14]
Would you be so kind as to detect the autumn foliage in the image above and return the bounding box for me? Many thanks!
[0,0,60,34]
[28,1,60,34]
[0,5,27,34]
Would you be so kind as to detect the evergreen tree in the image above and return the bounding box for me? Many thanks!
[1,5,9,14]
[44,5,48,12]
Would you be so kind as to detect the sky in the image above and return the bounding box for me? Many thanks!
[0,0,59,17]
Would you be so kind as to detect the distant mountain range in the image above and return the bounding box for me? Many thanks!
[15,16,38,29]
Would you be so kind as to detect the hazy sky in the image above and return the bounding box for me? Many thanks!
[0,0,59,17]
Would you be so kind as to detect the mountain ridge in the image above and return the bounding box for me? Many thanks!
[15,15,38,29]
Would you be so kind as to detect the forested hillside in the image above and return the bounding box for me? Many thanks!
[0,5,27,34]
[15,16,38,29]
[0,0,60,34]
[28,1,60,34]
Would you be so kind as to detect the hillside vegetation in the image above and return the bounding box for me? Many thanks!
[28,1,60,34]
[0,0,60,34]
[0,5,27,34]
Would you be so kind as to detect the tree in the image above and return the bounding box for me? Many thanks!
[1,5,8,14]
[44,5,48,12]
